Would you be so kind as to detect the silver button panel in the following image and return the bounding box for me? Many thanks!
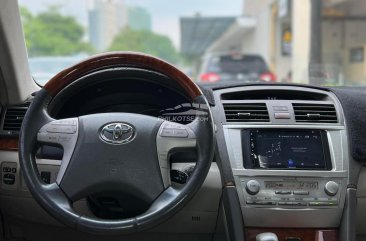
[156,121,196,187]
[37,118,79,184]
[241,178,343,209]
[246,196,338,207]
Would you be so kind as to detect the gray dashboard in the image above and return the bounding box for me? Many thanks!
[0,83,366,241]
[205,84,364,240]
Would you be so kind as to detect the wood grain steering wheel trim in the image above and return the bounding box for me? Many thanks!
[44,52,201,99]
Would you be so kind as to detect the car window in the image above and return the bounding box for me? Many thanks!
[18,0,366,86]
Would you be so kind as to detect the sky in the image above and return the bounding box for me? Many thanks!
[17,0,243,48]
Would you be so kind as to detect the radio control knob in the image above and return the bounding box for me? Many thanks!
[324,181,339,196]
[246,180,260,195]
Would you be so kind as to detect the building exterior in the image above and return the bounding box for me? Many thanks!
[180,16,236,57]
[212,0,301,83]
[88,0,127,51]
[240,0,314,84]
[88,0,151,52]
[189,0,366,85]
[246,0,366,85]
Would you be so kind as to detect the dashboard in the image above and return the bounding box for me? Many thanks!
[0,80,366,241]
[209,85,348,235]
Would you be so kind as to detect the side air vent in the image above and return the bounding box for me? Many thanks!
[223,103,269,122]
[2,104,29,134]
[292,103,337,123]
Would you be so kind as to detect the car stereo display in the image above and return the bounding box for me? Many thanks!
[243,129,332,170]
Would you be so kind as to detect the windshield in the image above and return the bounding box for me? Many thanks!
[18,0,366,86]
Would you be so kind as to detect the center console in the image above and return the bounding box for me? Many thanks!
[224,125,347,228]
[214,86,348,240]
[242,129,339,209]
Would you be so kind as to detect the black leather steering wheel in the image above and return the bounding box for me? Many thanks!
[19,52,215,235]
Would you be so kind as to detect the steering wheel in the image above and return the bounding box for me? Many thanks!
[19,52,215,235]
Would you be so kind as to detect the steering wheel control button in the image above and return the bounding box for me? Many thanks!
[160,128,175,137]
[52,119,77,126]
[163,122,186,129]
[46,124,77,134]
[59,136,75,144]
[38,132,59,143]
[36,118,79,184]
[173,129,188,137]
[157,121,197,187]
[46,125,61,133]
[246,180,260,195]
[324,181,339,196]
[159,123,189,138]
[61,126,77,134]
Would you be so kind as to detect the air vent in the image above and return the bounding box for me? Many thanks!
[2,105,29,133]
[223,103,269,122]
[292,103,337,123]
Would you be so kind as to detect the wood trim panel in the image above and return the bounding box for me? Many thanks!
[316,230,338,241]
[44,52,201,99]
[245,228,338,241]
[0,138,18,151]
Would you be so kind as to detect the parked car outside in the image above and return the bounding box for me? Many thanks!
[198,52,276,83]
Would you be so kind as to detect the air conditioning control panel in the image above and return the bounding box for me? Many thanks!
[241,177,343,209]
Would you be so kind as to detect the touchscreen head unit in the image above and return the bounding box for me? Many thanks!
[242,129,332,170]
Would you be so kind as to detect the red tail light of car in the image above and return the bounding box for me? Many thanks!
[199,72,220,82]
[260,72,277,82]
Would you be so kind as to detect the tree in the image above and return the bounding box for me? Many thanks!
[109,28,180,63]
[20,6,92,57]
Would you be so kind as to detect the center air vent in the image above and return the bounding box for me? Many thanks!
[292,103,337,123]
[2,104,29,134]
[223,103,269,122]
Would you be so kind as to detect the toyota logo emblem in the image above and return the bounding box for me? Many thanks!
[99,123,135,145]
